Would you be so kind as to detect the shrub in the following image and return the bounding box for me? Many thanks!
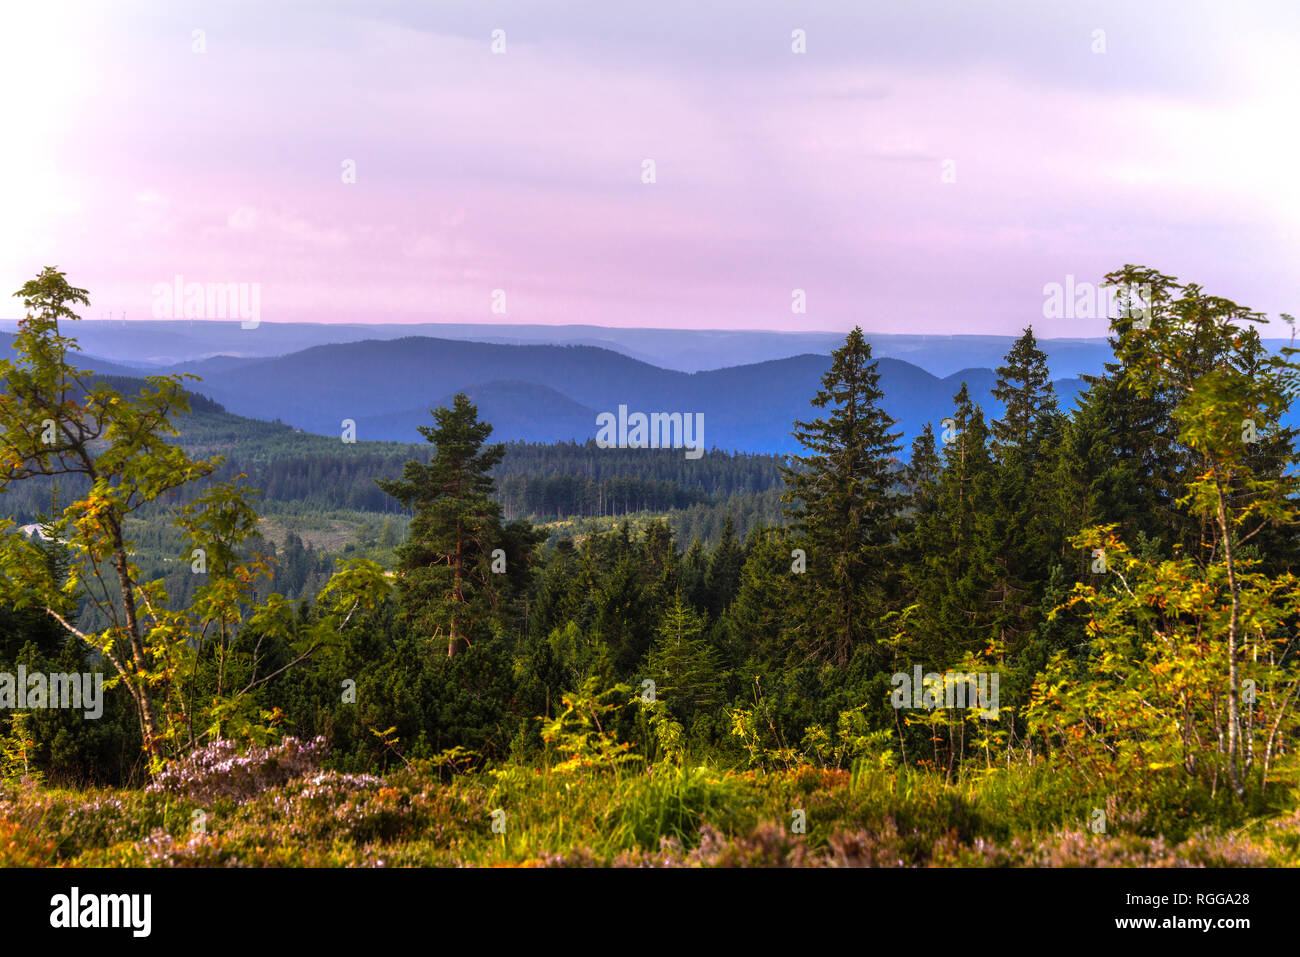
[147,736,328,804]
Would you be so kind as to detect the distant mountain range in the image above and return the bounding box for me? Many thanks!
[0,318,1127,378]
[63,320,1300,454]
[3,333,1085,455]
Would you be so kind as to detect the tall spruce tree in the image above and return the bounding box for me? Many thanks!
[904,423,941,503]
[990,326,1057,455]
[781,328,902,666]
[895,424,941,610]
[377,394,536,658]
[988,328,1060,657]
[681,538,710,611]
[704,513,744,619]
[900,384,999,667]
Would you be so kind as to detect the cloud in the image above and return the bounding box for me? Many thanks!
[221,207,348,246]
[5,0,1297,331]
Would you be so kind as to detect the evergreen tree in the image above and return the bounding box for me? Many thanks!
[904,423,941,502]
[681,538,709,611]
[704,513,744,619]
[377,394,535,658]
[592,555,656,675]
[647,592,723,725]
[987,329,1060,657]
[719,526,800,674]
[900,384,999,666]
[781,328,903,666]
[990,326,1057,455]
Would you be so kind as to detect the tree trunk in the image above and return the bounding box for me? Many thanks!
[110,519,165,764]
[1215,481,1243,797]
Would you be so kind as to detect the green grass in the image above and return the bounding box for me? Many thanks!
[3,758,1296,867]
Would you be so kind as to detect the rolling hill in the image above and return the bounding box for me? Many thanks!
[3,320,1125,377]
[144,336,1085,453]
[6,327,1092,454]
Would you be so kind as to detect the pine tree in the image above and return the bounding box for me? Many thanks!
[781,328,903,666]
[987,329,1059,658]
[377,394,527,658]
[894,424,940,606]
[593,554,656,675]
[704,513,744,618]
[904,423,941,501]
[900,384,998,667]
[715,524,785,653]
[990,326,1056,455]
[681,538,709,611]
[638,519,681,611]
[647,592,723,724]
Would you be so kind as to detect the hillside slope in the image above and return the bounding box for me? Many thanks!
[178,337,1084,452]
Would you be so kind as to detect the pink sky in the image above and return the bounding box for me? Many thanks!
[3,0,1298,336]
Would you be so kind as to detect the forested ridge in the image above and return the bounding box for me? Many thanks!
[2,266,1299,868]
[0,387,784,522]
